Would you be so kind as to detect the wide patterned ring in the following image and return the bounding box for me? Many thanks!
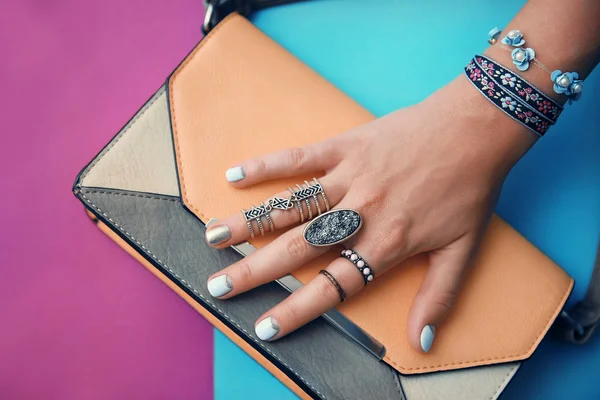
[341,249,374,286]
[242,177,330,239]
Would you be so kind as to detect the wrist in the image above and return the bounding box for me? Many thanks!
[435,75,536,179]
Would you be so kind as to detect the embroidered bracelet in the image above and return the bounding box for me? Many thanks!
[475,55,563,123]
[488,27,584,102]
[465,57,550,136]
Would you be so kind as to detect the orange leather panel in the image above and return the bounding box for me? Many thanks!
[168,14,573,374]
[93,218,311,400]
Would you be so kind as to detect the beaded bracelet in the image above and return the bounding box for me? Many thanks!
[475,55,563,123]
[465,57,551,136]
[488,27,584,102]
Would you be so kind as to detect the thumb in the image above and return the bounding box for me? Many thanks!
[407,237,476,353]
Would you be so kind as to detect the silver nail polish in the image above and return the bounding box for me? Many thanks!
[255,317,280,341]
[207,275,233,297]
[206,225,231,245]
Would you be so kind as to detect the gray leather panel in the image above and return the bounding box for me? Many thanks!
[79,86,180,197]
[78,187,404,400]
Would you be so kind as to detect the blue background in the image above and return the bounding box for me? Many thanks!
[215,1,600,399]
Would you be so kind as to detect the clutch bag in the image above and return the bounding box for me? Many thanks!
[73,13,574,399]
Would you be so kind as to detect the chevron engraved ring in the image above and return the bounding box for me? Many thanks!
[241,178,330,239]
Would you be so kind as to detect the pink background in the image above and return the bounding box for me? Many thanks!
[0,1,213,398]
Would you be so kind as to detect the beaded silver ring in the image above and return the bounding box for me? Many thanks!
[341,249,374,286]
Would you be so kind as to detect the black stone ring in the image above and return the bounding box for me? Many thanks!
[341,249,374,286]
[302,209,362,247]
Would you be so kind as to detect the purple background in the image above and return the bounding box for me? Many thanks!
[0,1,213,398]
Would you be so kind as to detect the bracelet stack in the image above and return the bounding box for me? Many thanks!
[464,27,584,137]
[465,57,553,135]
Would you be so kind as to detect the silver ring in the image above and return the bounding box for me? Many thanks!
[242,179,331,239]
[256,214,265,236]
[306,180,322,216]
[242,208,256,239]
[289,187,304,223]
[263,206,275,232]
[341,249,374,286]
[313,177,330,211]
[297,184,313,220]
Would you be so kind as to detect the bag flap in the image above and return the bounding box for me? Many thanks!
[167,13,573,374]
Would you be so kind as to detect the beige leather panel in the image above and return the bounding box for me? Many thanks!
[168,14,574,374]
[81,87,179,196]
[400,362,519,400]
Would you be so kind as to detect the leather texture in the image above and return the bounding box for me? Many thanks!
[399,362,519,400]
[168,13,574,374]
[92,216,313,400]
[79,86,179,197]
[72,84,530,399]
[76,187,405,400]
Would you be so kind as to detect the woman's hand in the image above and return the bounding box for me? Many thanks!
[205,75,535,353]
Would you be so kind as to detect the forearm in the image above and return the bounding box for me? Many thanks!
[484,0,600,104]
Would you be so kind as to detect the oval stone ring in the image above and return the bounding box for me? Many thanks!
[302,209,363,247]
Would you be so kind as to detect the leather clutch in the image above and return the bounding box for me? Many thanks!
[73,13,574,400]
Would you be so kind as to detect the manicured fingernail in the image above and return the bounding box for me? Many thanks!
[207,275,233,298]
[255,317,280,341]
[420,324,436,353]
[206,225,231,245]
[226,166,245,182]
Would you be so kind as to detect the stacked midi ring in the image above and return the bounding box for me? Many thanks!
[242,177,330,238]
[241,202,274,239]
[341,249,374,286]
[319,270,345,302]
